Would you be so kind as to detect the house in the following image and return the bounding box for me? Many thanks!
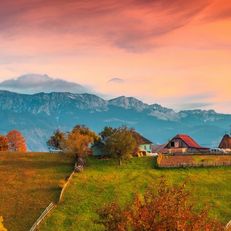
[218,134,231,149]
[137,135,153,156]
[163,134,209,154]
[91,141,106,157]
[92,134,153,157]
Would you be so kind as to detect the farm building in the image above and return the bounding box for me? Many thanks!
[163,134,209,154]
[218,134,231,149]
[91,141,105,157]
[92,134,153,157]
[137,135,153,155]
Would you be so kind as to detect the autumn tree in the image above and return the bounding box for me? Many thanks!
[0,216,7,231]
[64,130,94,159]
[104,126,138,165]
[98,180,224,231]
[47,129,66,151]
[0,135,8,152]
[62,125,98,159]
[72,125,99,142]
[7,130,27,152]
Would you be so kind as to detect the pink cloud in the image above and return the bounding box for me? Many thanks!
[1,0,229,51]
[0,0,230,113]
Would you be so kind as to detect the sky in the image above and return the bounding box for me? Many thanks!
[0,0,231,113]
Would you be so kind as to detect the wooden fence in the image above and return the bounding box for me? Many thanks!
[225,220,231,231]
[59,171,75,203]
[29,169,76,230]
[159,161,231,168]
[29,203,56,231]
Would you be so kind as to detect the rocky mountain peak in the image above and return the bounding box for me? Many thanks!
[109,96,149,111]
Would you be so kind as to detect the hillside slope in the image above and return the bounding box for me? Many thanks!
[0,152,74,231]
[40,157,231,230]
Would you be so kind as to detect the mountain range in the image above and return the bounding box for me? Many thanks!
[0,90,230,151]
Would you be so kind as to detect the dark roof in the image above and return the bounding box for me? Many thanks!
[91,140,105,148]
[219,134,231,148]
[137,134,153,144]
[169,134,207,149]
[141,136,152,144]
[129,130,153,144]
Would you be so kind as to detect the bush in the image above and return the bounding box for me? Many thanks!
[98,180,224,231]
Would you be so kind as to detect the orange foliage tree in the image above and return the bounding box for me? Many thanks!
[0,135,8,151]
[64,130,93,158]
[63,125,99,159]
[7,130,27,152]
[98,180,224,231]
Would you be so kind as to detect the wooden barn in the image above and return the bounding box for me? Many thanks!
[218,134,231,149]
[163,134,209,154]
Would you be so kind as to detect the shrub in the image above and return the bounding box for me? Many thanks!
[98,180,223,231]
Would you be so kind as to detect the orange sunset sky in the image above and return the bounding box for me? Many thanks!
[0,0,230,113]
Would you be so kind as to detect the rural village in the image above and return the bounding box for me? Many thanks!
[1,0,231,230]
[1,125,231,231]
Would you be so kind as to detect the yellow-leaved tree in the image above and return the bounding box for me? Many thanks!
[64,125,99,159]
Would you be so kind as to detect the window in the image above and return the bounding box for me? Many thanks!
[175,141,180,148]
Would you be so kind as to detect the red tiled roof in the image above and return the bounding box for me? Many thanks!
[174,134,205,149]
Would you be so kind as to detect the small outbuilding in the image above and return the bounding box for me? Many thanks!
[218,134,231,149]
[137,135,153,155]
[91,141,106,157]
[163,134,208,154]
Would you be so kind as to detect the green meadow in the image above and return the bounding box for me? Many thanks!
[41,157,231,231]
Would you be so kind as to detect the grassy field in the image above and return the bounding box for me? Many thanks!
[0,152,74,231]
[41,157,231,231]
